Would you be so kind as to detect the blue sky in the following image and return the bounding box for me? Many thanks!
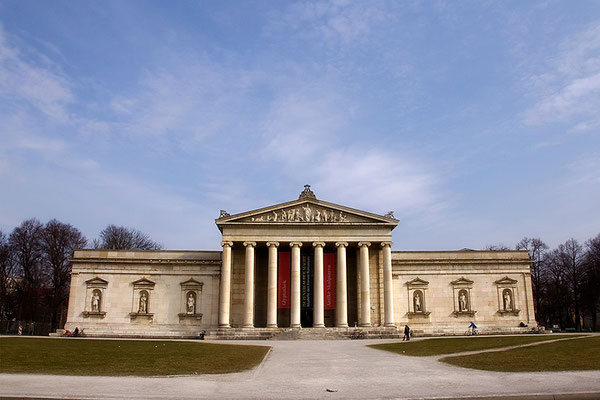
[1,1,599,251]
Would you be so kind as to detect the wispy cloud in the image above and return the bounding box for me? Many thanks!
[524,23,600,130]
[268,0,393,46]
[259,86,446,217]
[567,153,600,185]
[0,25,73,122]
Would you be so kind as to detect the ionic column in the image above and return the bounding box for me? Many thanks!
[381,241,395,327]
[218,241,233,328]
[243,241,256,328]
[266,241,279,328]
[358,242,371,327]
[313,242,326,328]
[335,242,348,327]
[290,242,303,328]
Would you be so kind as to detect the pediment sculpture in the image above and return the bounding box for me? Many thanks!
[248,204,350,223]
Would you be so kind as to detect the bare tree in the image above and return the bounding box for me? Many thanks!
[583,234,600,330]
[557,238,586,330]
[40,219,87,330]
[9,219,44,321]
[516,237,549,323]
[94,225,162,250]
[0,230,16,321]
[484,243,511,251]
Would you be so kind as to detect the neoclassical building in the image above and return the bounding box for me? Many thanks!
[65,186,536,338]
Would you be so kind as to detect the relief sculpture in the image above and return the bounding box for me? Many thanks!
[249,205,351,223]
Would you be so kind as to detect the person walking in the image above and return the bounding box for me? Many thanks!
[403,324,411,341]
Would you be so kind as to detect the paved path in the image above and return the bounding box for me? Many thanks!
[1,337,599,399]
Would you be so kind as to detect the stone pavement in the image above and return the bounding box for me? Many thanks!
[1,338,599,399]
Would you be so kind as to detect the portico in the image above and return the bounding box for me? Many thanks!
[215,185,398,330]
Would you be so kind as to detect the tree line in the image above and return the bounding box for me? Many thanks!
[488,235,600,331]
[0,218,161,332]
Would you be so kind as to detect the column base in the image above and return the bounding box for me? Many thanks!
[266,324,278,328]
[242,324,254,329]
[359,323,371,327]
[384,323,397,328]
[218,324,230,330]
[312,324,325,328]
[291,324,301,328]
[336,324,349,328]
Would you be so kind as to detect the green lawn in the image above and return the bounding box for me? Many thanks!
[369,335,581,357]
[441,336,600,372]
[0,337,270,376]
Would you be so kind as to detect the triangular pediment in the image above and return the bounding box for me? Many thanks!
[132,278,155,287]
[180,278,204,288]
[216,197,398,229]
[495,276,518,285]
[406,277,429,286]
[85,277,108,286]
[451,277,474,286]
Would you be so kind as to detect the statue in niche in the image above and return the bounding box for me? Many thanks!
[91,290,101,312]
[458,291,468,312]
[414,291,422,312]
[503,289,512,310]
[187,292,196,315]
[138,291,148,314]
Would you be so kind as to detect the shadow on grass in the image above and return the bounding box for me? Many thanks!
[441,336,600,372]
[0,337,270,376]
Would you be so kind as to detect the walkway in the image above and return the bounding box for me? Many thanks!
[1,336,599,399]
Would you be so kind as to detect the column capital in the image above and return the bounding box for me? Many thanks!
[290,241,303,248]
[243,241,256,248]
[335,241,349,248]
[266,241,280,248]
[312,241,325,248]
[221,241,233,248]
[358,241,371,248]
[381,241,393,248]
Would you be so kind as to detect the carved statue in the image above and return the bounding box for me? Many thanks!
[299,184,316,199]
[138,292,148,314]
[459,291,468,312]
[314,209,321,222]
[339,212,348,222]
[303,205,313,222]
[280,210,287,221]
[414,292,422,312]
[384,211,396,219]
[91,291,100,312]
[288,209,295,221]
[504,290,512,310]
[295,208,303,221]
[219,210,230,218]
[187,292,195,315]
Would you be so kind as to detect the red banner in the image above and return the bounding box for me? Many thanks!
[324,253,335,310]
[278,252,290,308]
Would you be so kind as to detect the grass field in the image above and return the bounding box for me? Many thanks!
[368,334,582,357]
[441,336,600,372]
[0,337,270,376]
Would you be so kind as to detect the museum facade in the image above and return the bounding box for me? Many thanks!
[64,186,536,338]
